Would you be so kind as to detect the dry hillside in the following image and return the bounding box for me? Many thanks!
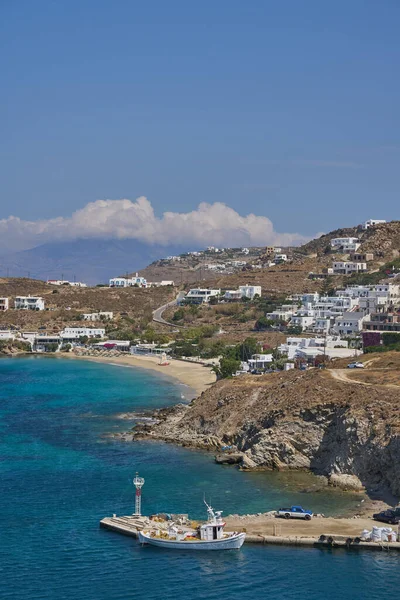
[0,278,174,332]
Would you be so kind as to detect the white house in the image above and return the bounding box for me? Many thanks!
[330,237,359,250]
[147,280,175,287]
[301,292,320,308]
[184,289,221,304]
[0,330,15,340]
[247,354,273,370]
[224,290,243,301]
[238,285,261,299]
[266,305,297,322]
[278,336,351,360]
[332,261,367,275]
[14,296,45,310]
[0,298,9,311]
[165,256,181,262]
[82,312,113,321]
[336,285,371,298]
[47,280,87,287]
[290,313,316,330]
[333,312,370,336]
[61,327,106,341]
[20,331,38,346]
[34,334,62,352]
[312,317,332,334]
[274,254,287,263]
[363,219,386,230]
[109,273,147,288]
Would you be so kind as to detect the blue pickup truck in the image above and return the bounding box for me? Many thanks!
[275,506,313,520]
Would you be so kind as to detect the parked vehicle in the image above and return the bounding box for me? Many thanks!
[347,362,364,369]
[373,509,400,525]
[275,506,313,520]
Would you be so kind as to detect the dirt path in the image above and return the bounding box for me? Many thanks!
[329,369,372,386]
[328,368,399,389]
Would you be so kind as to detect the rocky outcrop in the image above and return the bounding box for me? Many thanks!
[132,367,400,500]
[329,474,364,492]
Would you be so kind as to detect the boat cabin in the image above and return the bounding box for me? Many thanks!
[200,522,224,541]
[200,506,226,540]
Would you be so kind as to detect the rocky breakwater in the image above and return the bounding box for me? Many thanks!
[132,367,400,499]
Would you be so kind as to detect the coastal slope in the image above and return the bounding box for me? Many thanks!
[135,353,400,499]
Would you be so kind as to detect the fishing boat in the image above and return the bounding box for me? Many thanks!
[138,502,246,551]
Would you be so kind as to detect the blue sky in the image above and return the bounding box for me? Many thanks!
[1,0,399,246]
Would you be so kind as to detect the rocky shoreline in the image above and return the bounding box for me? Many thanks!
[112,366,400,504]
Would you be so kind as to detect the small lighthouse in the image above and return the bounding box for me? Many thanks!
[133,472,145,516]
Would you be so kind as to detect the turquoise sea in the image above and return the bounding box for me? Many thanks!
[0,356,399,600]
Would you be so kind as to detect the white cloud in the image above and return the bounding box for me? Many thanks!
[0,197,309,252]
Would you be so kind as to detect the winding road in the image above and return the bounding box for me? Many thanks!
[152,292,186,327]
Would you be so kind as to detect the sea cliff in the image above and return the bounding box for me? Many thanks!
[131,356,400,500]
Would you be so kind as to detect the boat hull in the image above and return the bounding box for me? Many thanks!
[138,531,246,550]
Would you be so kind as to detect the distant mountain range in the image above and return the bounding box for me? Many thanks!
[0,239,191,285]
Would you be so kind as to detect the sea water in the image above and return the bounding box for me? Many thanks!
[0,356,398,600]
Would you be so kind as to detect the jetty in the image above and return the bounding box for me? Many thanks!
[100,514,400,552]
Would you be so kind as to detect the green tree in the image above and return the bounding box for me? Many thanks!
[237,337,259,361]
[212,357,241,379]
[172,308,185,322]
[287,325,303,335]
[255,316,275,331]
[143,327,156,343]
[45,343,58,352]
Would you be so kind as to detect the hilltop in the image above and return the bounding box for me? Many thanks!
[297,220,400,261]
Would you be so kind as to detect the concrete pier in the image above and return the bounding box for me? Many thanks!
[100,515,400,551]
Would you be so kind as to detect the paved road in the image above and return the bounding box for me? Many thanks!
[152,292,186,327]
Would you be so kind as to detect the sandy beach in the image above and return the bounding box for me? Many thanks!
[65,352,216,397]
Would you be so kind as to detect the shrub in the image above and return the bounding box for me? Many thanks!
[212,357,241,379]
[255,317,275,331]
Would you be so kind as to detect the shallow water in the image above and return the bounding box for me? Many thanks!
[0,356,398,600]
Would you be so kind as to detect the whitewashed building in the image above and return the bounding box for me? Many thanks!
[290,312,316,331]
[34,334,62,352]
[266,305,298,322]
[278,336,351,360]
[333,312,370,336]
[224,290,243,301]
[61,327,106,341]
[363,219,386,230]
[238,285,262,299]
[47,280,87,287]
[109,274,147,288]
[147,281,175,287]
[332,261,367,274]
[14,296,45,310]
[184,289,221,304]
[330,237,360,250]
[0,330,15,340]
[0,298,9,311]
[82,312,113,321]
[247,354,273,370]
